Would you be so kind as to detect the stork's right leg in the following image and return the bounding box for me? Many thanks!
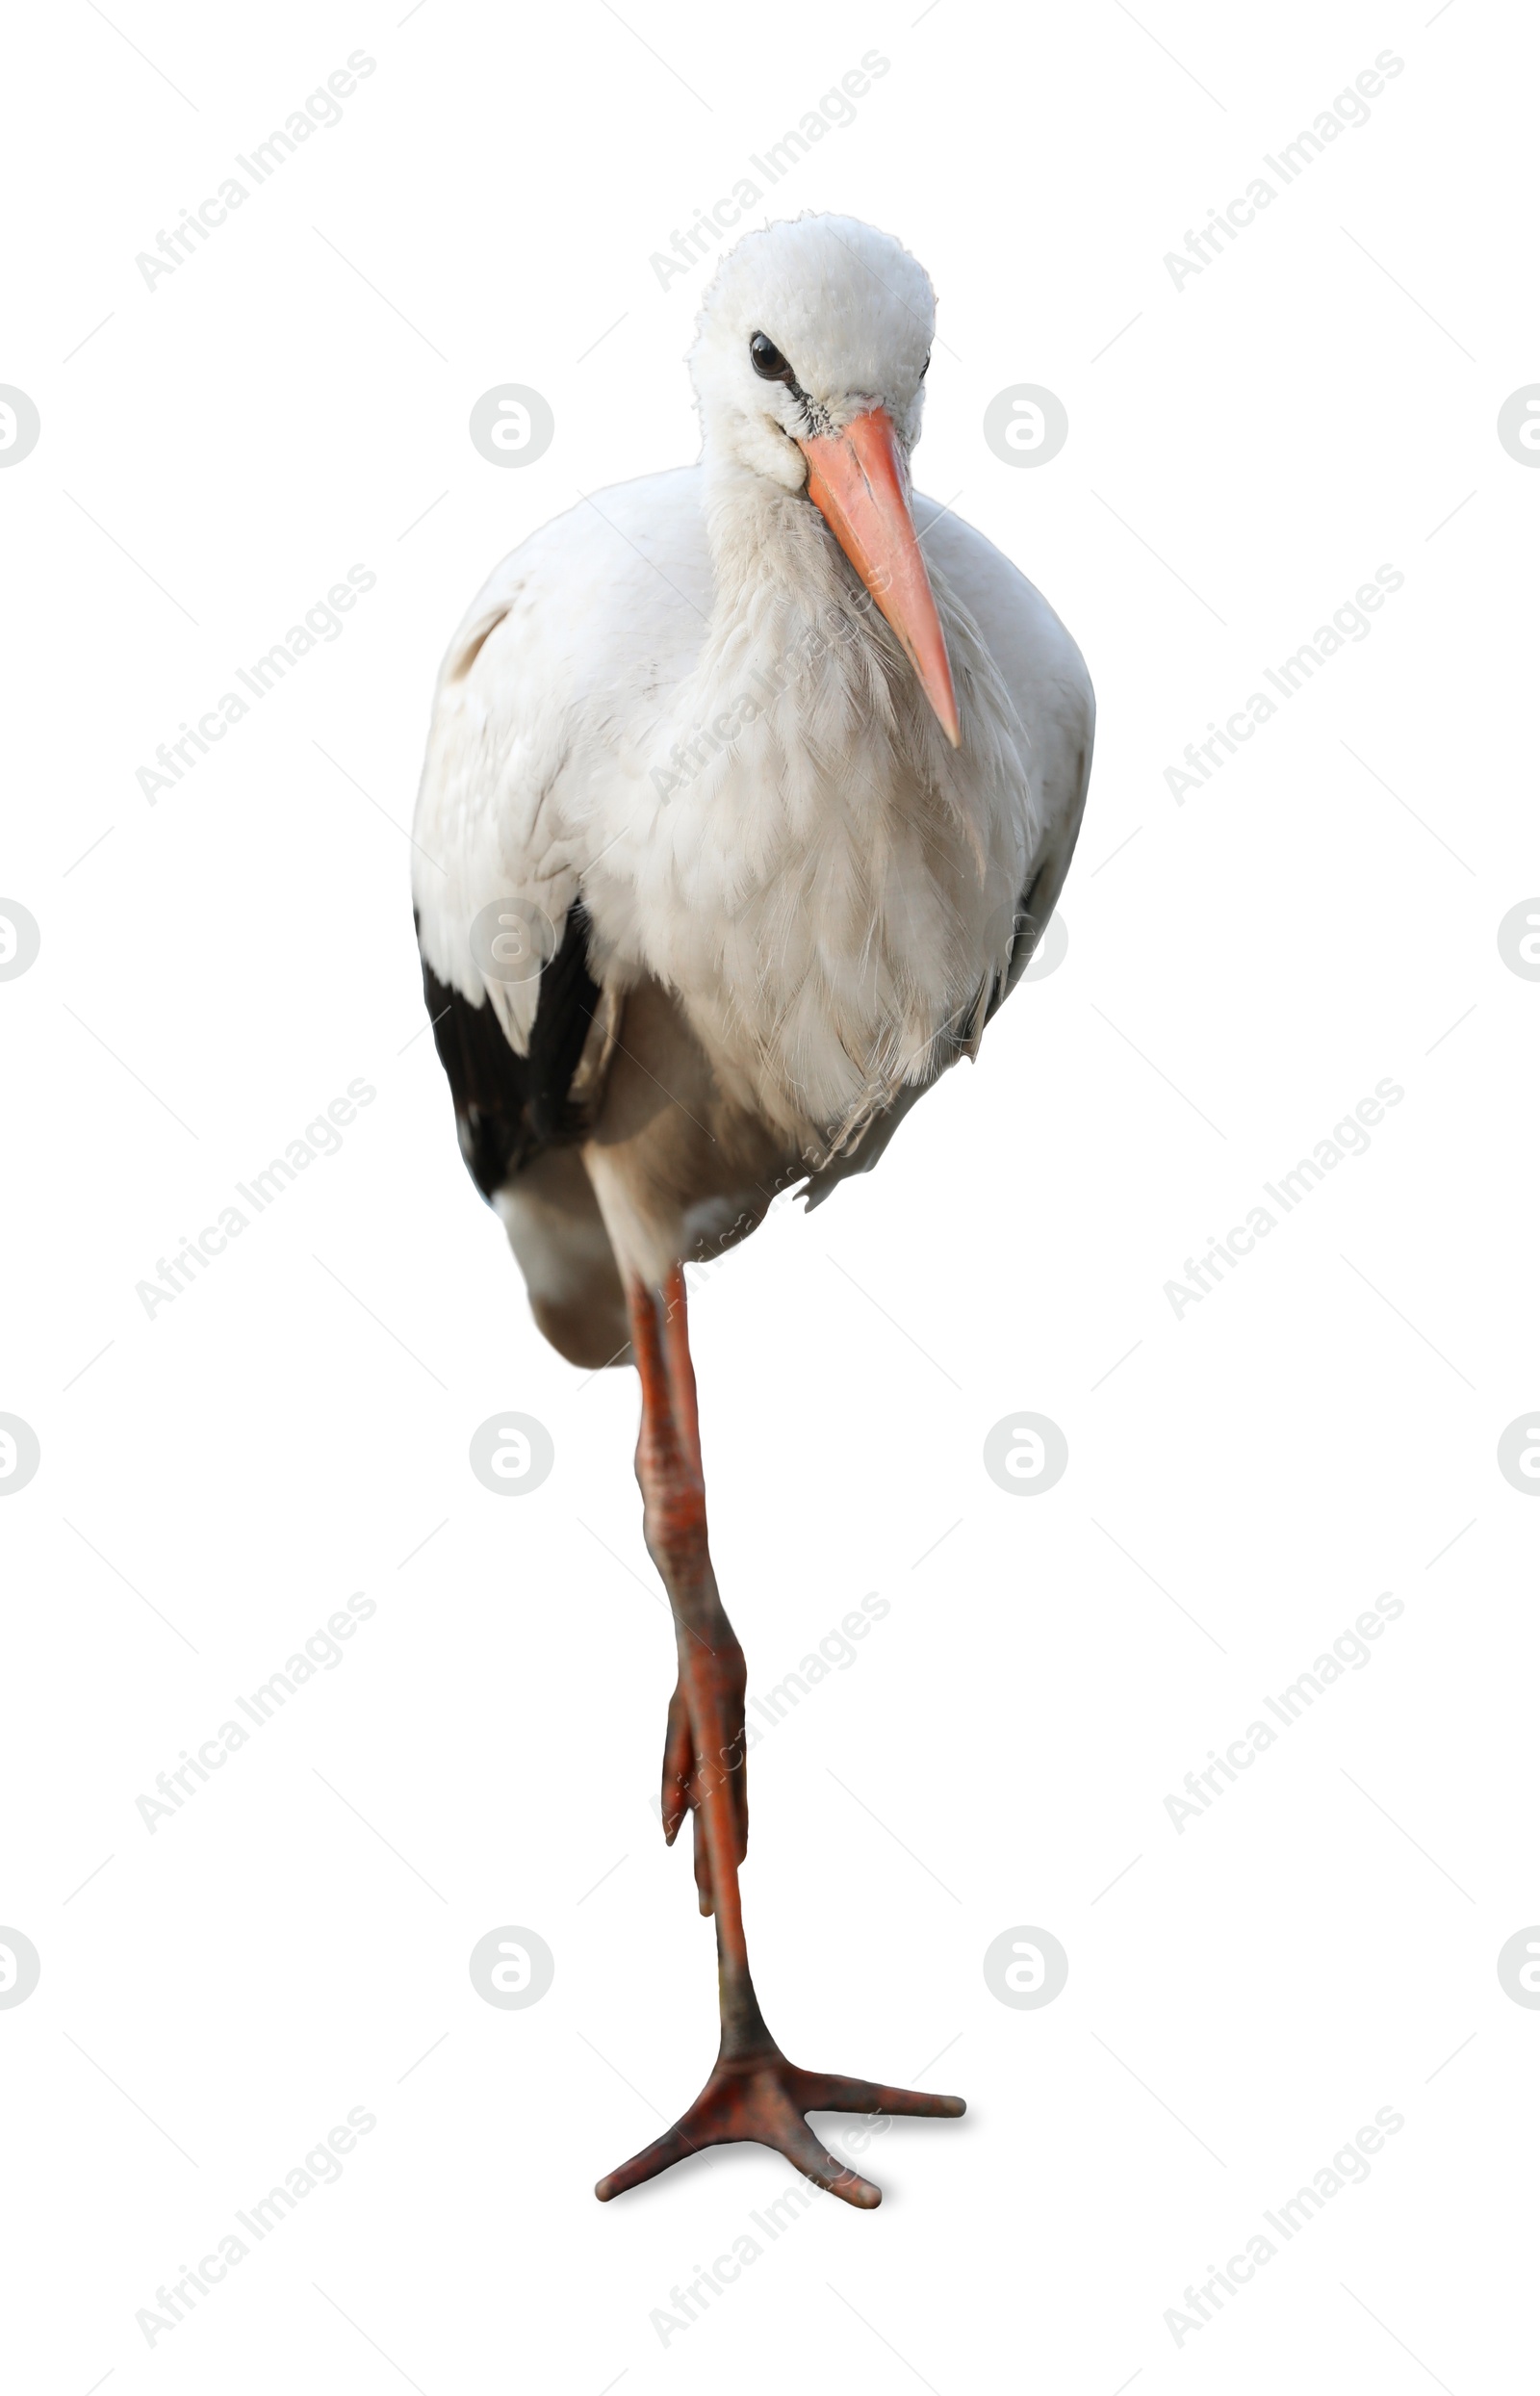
[593,1266,965,2207]
[654,1273,748,1917]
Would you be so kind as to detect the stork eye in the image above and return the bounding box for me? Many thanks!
[749,331,796,385]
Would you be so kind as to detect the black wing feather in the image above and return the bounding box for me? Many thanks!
[419,900,601,1202]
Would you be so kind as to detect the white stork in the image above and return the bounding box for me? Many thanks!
[413,213,1094,2206]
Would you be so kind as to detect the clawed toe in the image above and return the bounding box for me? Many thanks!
[595,2047,965,2206]
[794,2069,967,2121]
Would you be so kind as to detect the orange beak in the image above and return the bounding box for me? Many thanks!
[798,407,962,747]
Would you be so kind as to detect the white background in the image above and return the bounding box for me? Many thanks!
[3,1,1536,2389]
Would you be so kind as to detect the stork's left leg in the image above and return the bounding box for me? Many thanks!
[594,1266,965,2208]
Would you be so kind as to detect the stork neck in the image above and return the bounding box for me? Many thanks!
[700,453,855,637]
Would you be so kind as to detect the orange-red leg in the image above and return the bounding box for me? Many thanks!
[594,1267,965,2207]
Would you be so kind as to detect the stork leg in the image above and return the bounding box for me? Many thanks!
[594,1265,965,2208]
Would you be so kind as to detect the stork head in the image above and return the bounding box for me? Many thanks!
[690,213,959,746]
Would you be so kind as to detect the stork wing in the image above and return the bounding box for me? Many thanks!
[419,901,601,1200]
[410,557,592,1196]
[992,730,1092,1013]
[411,570,588,1049]
[409,470,713,1204]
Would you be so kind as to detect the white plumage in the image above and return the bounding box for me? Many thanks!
[414,215,1093,1248]
[410,210,1097,2210]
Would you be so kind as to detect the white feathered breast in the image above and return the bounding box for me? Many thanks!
[414,464,1075,1155]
